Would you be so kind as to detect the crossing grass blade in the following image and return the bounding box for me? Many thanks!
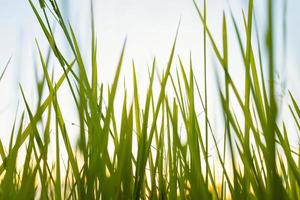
[0,0,299,199]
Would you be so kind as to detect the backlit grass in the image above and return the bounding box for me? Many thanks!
[0,0,299,199]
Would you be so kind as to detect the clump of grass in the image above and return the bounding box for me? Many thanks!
[0,0,298,199]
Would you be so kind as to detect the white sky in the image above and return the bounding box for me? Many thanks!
[0,0,300,152]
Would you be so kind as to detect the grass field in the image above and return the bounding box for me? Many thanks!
[0,0,299,199]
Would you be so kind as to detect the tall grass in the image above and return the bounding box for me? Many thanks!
[0,0,298,199]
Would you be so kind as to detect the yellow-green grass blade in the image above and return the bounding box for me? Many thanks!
[134,25,179,198]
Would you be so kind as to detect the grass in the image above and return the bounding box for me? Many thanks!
[0,0,298,199]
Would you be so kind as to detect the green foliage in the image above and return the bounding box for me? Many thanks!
[0,0,298,199]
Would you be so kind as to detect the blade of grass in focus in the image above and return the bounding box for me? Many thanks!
[0,0,298,199]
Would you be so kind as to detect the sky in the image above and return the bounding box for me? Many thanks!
[0,0,300,151]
